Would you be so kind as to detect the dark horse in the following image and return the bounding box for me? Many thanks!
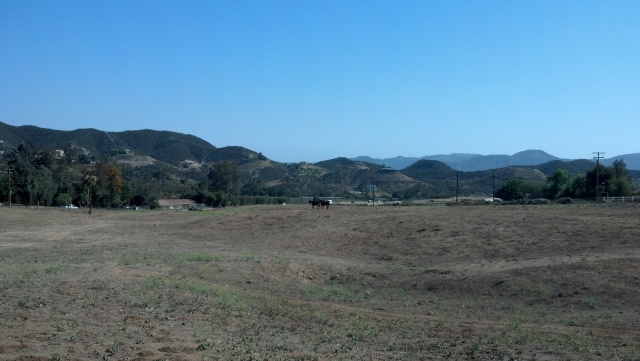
[309,199,321,209]
[320,200,330,209]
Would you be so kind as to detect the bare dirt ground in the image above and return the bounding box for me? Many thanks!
[1,203,639,361]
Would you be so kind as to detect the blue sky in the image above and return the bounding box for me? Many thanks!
[1,1,638,163]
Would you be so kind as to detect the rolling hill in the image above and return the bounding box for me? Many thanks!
[2,121,638,200]
[353,150,640,171]
[0,121,218,165]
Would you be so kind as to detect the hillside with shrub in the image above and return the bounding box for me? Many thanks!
[1,121,638,207]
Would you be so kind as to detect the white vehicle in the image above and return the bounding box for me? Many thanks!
[66,204,78,209]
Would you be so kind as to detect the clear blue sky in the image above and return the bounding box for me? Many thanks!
[1,1,638,163]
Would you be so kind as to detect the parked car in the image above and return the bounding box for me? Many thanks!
[66,204,78,209]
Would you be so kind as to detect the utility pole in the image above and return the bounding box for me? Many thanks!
[372,183,375,206]
[492,169,495,202]
[6,166,12,207]
[592,152,605,200]
[456,171,459,203]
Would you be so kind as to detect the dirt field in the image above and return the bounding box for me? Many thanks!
[1,203,639,360]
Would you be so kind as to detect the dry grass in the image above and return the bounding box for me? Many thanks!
[1,203,639,360]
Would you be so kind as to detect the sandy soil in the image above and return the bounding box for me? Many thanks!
[1,203,639,360]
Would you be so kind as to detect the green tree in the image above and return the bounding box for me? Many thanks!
[84,170,97,214]
[107,165,124,208]
[0,167,8,204]
[583,161,633,198]
[586,164,612,198]
[608,159,634,196]
[208,160,242,202]
[5,143,57,206]
[92,162,124,208]
[63,144,82,165]
[567,173,588,198]
[28,166,56,206]
[7,143,35,205]
[495,178,541,201]
[543,169,571,199]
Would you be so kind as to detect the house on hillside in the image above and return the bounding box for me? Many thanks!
[157,199,196,210]
[51,149,65,158]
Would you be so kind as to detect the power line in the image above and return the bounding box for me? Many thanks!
[592,152,605,199]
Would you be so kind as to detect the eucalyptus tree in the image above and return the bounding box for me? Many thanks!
[84,170,97,214]
[5,143,57,206]
[207,160,242,206]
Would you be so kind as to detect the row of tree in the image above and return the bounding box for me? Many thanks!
[1,143,636,208]
[0,145,258,209]
[0,144,125,208]
[495,159,635,201]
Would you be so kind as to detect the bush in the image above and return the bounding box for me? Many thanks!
[558,197,574,204]
[495,179,542,201]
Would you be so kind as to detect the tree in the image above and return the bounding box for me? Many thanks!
[208,160,242,202]
[608,159,634,196]
[584,161,633,198]
[0,168,8,204]
[84,170,97,214]
[28,166,56,206]
[567,173,588,198]
[5,143,57,206]
[586,164,613,198]
[495,178,541,201]
[107,165,124,207]
[92,162,125,208]
[543,169,571,200]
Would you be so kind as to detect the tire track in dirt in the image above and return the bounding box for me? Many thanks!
[448,248,640,274]
[307,298,640,338]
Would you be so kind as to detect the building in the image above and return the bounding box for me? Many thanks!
[157,199,196,210]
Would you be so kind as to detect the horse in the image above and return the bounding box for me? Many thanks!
[309,199,321,209]
[320,200,330,209]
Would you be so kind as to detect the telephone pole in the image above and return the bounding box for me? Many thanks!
[371,183,375,206]
[7,166,13,207]
[492,169,495,201]
[456,171,459,203]
[592,152,605,200]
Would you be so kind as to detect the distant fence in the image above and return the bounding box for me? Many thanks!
[602,196,636,202]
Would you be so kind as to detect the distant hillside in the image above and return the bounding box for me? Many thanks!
[351,155,423,170]
[2,120,638,201]
[0,121,219,164]
[0,121,292,184]
[399,160,547,196]
[517,159,595,176]
[441,150,562,171]
[352,153,482,170]
[353,150,640,171]
[0,121,280,170]
[352,150,560,171]
[314,157,382,172]
[602,153,640,171]
[422,153,483,164]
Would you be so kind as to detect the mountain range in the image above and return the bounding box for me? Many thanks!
[2,121,638,171]
[353,150,640,171]
[1,120,639,200]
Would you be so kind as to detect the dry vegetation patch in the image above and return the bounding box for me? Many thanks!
[1,203,639,360]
